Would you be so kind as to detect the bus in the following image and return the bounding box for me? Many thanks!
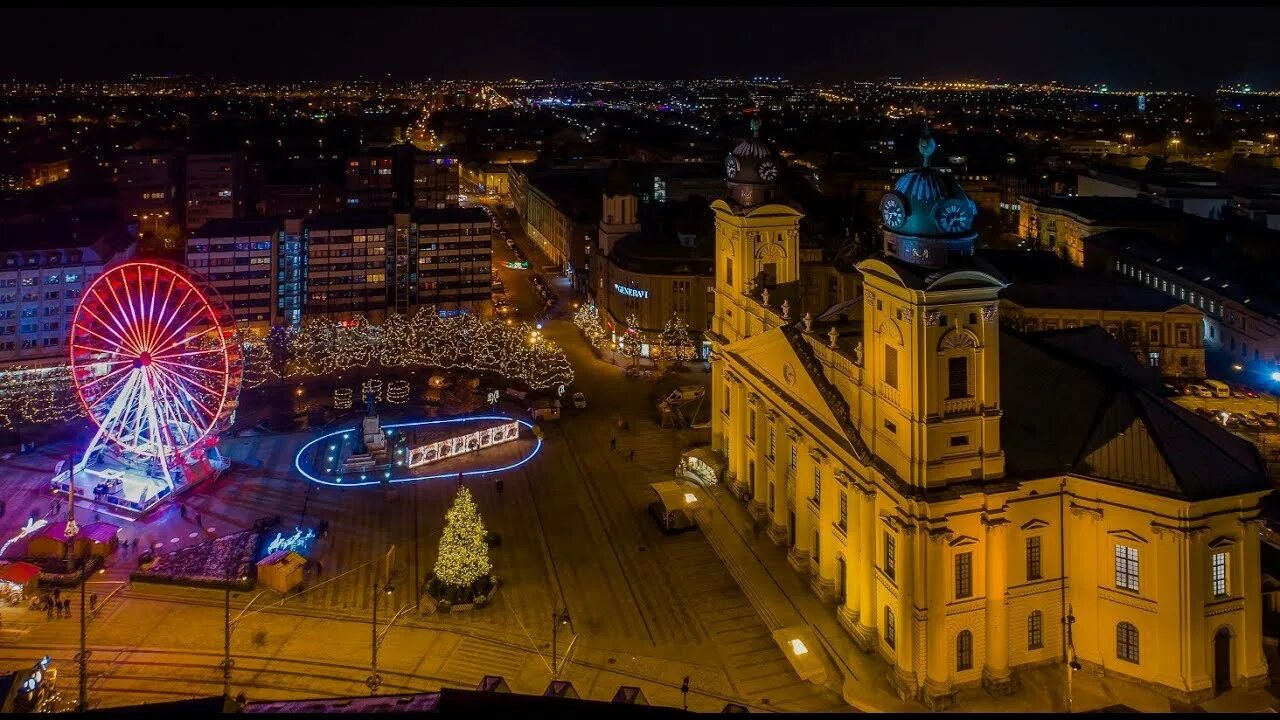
[1203,379,1232,399]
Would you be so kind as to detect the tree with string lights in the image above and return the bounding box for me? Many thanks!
[428,486,494,606]
[619,314,643,367]
[659,313,696,366]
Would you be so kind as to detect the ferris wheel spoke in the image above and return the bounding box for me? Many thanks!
[103,278,148,355]
[149,368,216,442]
[146,285,197,358]
[149,361,223,409]
[78,303,143,357]
[151,272,178,357]
[139,264,161,352]
[92,285,147,356]
[119,266,150,352]
[95,370,145,451]
[149,308,211,359]
[73,362,133,395]
[145,369,192,449]
[152,355,229,379]
[71,320,140,355]
[149,367,210,436]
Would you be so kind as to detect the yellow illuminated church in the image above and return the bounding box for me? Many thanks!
[706,129,1271,708]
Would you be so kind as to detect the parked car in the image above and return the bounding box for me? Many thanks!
[1186,384,1212,398]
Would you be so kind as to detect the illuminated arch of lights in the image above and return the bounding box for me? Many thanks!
[69,260,242,490]
[293,415,541,488]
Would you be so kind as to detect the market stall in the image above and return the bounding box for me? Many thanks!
[0,562,41,605]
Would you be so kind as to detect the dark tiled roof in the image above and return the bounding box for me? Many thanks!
[190,217,282,238]
[0,213,133,252]
[983,249,1184,312]
[1086,228,1280,320]
[1000,326,1268,500]
[1024,194,1184,224]
[409,207,490,225]
[304,213,390,231]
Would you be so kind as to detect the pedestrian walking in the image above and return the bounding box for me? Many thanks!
[89,593,98,613]
[45,602,53,622]
[315,560,323,577]
[609,436,617,451]
[629,449,636,462]
[195,511,203,528]
[132,538,139,553]
[52,588,60,605]
[495,479,505,496]
[179,504,188,520]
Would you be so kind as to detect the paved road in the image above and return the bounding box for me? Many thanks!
[0,220,847,712]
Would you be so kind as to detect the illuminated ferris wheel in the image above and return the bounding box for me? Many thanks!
[68,260,242,487]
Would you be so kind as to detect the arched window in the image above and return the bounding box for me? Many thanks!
[1027,611,1043,650]
[1116,622,1139,663]
[956,630,973,671]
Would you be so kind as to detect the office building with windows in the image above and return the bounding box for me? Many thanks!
[186,218,280,332]
[0,214,136,366]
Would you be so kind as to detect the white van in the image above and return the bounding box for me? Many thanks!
[1203,379,1231,399]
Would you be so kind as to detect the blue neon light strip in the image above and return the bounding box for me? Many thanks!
[293,415,542,488]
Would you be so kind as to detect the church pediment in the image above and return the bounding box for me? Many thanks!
[1106,528,1148,544]
[723,328,847,445]
[1021,518,1051,532]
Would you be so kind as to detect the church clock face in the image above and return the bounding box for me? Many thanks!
[880,192,907,229]
[934,199,973,233]
[725,155,740,179]
[757,160,779,182]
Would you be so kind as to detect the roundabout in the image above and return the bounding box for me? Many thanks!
[293,415,542,488]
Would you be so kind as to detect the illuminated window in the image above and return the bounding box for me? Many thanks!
[1026,536,1042,580]
[1211,552,1228,597]
[768,426,776,460]
[956,630,973,671]
[838,491,847,530]
[1115,545,1139,592]
[1116,622,1139,663]
[812,466,821,506]
[955,552,973,598]
[749,409,756,441]
[789,445,797,471]
[1028,611,1044,650]
[884,532,896,581]
[884,607,896,649]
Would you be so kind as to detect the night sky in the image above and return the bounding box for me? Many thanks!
[5,7,1276,90]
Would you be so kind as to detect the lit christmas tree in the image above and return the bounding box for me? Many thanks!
[573,302,607,348]
[433,486,492,590]
[620,314,643,366]
[659,313,696,364]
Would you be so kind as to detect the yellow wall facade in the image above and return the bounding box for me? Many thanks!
[708,193,1269,709]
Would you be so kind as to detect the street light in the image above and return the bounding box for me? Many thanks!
[367,581,395,696]
[1064,603,1079,712]
[550,608,571,679]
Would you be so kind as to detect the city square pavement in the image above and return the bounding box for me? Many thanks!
[0,214,847,712]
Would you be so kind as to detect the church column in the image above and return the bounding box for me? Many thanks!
[982,516,1016,695]
[889,521,919,701]
[1239,517,1271,686]
[836,472,861,633]
[923,528,955,710]
[746,392,767,519]
[851,483,878,650]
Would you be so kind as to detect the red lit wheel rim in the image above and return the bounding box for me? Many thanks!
[69,260,241,458]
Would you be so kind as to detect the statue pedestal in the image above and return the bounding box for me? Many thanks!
[363,415,387,459]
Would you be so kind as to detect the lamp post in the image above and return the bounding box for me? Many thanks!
[367,581,394,695]
[1064,603,1080,712]
[550,608,571,679]
[76,557,89,713]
